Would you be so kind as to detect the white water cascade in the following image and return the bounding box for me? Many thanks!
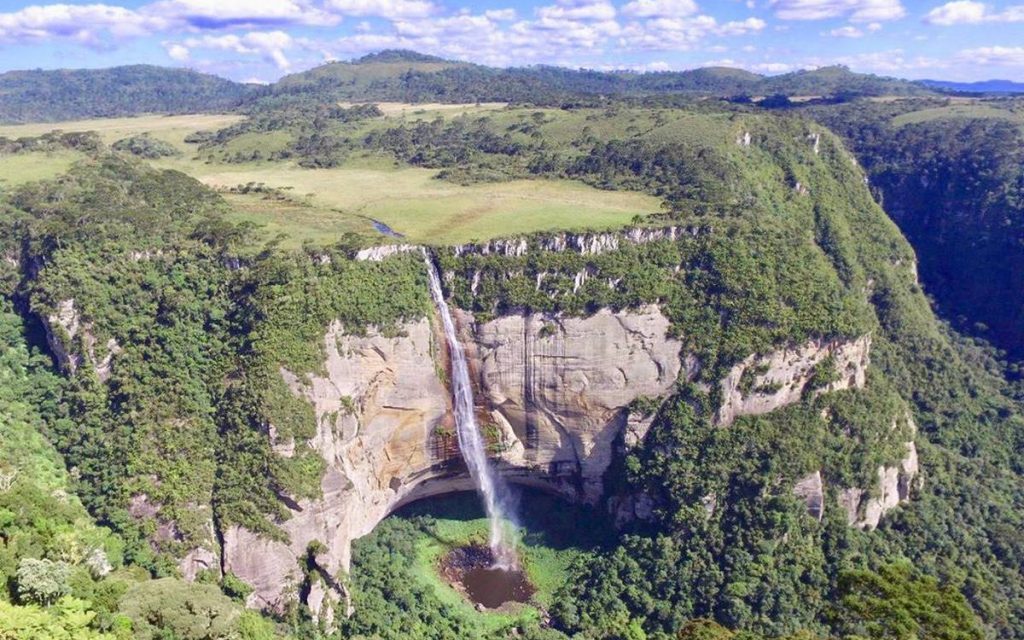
[424,255,519,569]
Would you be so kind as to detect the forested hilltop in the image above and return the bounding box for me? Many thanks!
[0,65,251,124]
[249,50,931,107]
[0,51,931,125]
[0,52,1022,640]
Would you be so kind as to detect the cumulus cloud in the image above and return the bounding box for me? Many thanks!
[770,0,905,22]
[484,8,517,21]
[822,48,942,73]
[324,0,437,19]
[165,42,189,60]
[620,0,699,19]
[829,25,864,36]
[957,45,1024,66]
[0,3,162,46]
[0,0,338,48]
[619,13,764,50]
[925,1,1024,26]
[179,29,295,69]
[143,0,338,28]
[536,0,617,22]
[718,17,767,35]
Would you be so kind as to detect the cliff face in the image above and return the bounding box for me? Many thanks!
[460,305,687,503]
[219,305,687,620]
[210,300,915,619]
[223,317,449,622]
[38,284,917,620]
[33,236,919,621]
[716,335,871,426]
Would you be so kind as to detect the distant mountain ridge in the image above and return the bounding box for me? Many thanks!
[0,51,943,124]
[0,65,252,124]
[919,78,1024,94]
[257,51,933,104]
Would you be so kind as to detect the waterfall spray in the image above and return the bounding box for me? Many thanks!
[424,254,518,569]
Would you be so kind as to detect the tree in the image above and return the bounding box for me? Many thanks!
[830,562,984,640]
[0,597,118,640]
[118,578,241,640]
[16,558,72,606]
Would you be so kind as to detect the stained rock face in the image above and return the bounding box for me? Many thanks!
[449,226,700,258]
[222,317,450,617]
[793,471,825,521]
[221,307,688,616]
[716,335,871,426]
[460,305,686,503]
[216,306,899,618]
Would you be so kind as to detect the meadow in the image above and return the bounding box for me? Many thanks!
[0,149,79,187]
[205,163,660,246]
[891,102,1024,127]
[0,110,661,245]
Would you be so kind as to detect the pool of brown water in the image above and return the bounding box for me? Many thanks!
[441,545,535,609]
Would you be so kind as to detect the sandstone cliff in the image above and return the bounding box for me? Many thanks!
[37,264,918,621]
[223,317,449,623]
[459,305,686,503]
[716,335,870,426]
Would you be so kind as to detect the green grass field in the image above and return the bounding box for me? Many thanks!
[892,103,1024,127]
[195,161,660,245]
[0,109,665,245]
[0,150,80,187]
[0,113,243,151]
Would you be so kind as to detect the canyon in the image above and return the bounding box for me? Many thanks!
[37,241,922,622]
[213,263,915,620]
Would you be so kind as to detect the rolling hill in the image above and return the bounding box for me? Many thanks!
[0,65,252,123]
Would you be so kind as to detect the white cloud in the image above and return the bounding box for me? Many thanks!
[698,58,796,73]
[536,0,617,22]
[180,29,295,69]
[325,0,437,19]
[165,42,190,60]
[718,17,767,34]
[484,8,517,21]
[829,25,864,36]
[143,0,338,28]
[620,0,698,19]
[0,3,162,46]
[0,0,340,48]
[820,48,943,73]
[957,45,1024,66]
[618,13,764,50]
[595,59,673,71]
[925,1,1024,25]
[751,61,795,73]
[770,0,905,22]
[924,1,986,25]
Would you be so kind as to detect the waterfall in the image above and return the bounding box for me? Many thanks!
[424,255,519,569]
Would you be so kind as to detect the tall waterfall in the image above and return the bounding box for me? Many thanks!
[424,256,519,569]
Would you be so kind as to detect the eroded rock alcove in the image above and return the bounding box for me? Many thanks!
[212,295,916,622]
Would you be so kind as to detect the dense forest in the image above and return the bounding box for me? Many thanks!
[1,52,1023,640]
[0,65,251,123]
[802,98,1024,359]
[251,51,931,108]
[0,51,935,126]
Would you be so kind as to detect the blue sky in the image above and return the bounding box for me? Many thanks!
[0,0,1022,82]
